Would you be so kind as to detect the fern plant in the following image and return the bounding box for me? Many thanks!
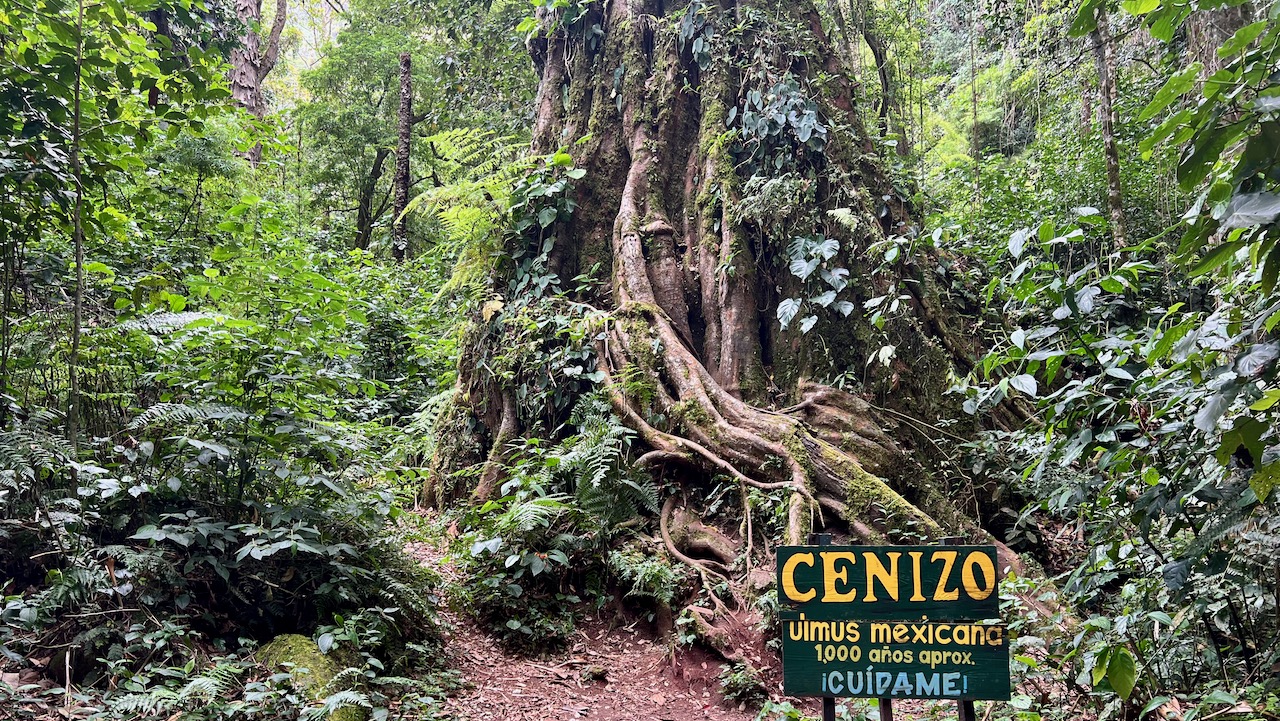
[404,130,534,302]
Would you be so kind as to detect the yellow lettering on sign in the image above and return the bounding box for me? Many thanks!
[821,551,858,602]
[781,552,816,602]
[962,551,997,600]
[870,623,892,644]
[936,624,951,644]
[862,551,901,602]
[931,550,960,601]
[907,551,926,602]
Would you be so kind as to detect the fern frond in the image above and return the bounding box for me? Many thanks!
[128,402,249,431]
[119,311,216,333]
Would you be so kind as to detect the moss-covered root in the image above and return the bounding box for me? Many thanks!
[258,634,367,721]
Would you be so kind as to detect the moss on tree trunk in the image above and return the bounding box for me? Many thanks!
[440,0,1024,656]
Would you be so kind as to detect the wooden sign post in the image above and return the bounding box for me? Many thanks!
[779,536,1010,720]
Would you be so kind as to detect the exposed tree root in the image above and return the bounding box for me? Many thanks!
[448,0,1050,665]
[472,391,518,503]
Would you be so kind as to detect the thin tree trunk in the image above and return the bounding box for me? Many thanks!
[355,149,390,251]
[1,196,12,425]
[969,8,980,209]
[1090,6,1127,248]
[392,52,412,262]
[68,0,85,452]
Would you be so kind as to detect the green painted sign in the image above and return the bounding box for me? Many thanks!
[776,544,1010,701]
[776,545,1002,621]
[779,619,1011,699]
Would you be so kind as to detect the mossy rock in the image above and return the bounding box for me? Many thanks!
[257,634,367,721]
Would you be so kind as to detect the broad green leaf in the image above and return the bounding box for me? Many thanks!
[1187,240,1242,277]
[1179,120,1251,191]
[1010,374,1038,397]
[1203,690,1238,705]
[1141,696,1171,717]
[777,298,802,328]
[1251,462,1280,501]
[1069,0,1105,36]
[1140,108,1191,159]
[1251,389,1280,411]
[1139,63,1202,121]
[1220,192,1280,229]
[1090,649,1110,686]
[1106,647,1137,700]
[1100,276,1125,293]
[1217,21,1268,58]
[1037,219,1055,243]
[1120,0,1159,16]
[1011,328,1026,350]
[1194,391,1234,432]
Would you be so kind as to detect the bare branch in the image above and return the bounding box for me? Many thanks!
[259,0,288,78]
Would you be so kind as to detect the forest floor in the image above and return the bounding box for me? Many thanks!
[404,536,955,721]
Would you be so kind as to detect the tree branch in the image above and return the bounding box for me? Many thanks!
[259,0,288,78]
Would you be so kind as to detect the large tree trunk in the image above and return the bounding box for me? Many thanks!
[392,53,412,262]
[230,0,287,164]
[449,0,1020,652]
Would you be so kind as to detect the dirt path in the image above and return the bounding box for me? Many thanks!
[437,609,756,721]
[405,538,962,721]
[405,539,760,721]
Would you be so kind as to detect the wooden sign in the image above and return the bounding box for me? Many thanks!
[777,544,1010,702]
[776,545,1001,621]
[779,618,1010,699]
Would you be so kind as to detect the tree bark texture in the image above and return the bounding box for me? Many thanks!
[356,148,390,251]
[448,0,1020,635]
[393,53,413,262]
[1089,6,1126,248]
[230,0,287,164]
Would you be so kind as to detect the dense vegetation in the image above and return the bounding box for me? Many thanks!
[1,0,1276,719]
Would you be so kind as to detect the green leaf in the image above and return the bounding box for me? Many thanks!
[1100,276,1125,293]
[1250,389,1280,410]
[1179,120,1251,191]
[1010,374,1038,397]
[1187,240,1242,277]
[130,525,164,541]
[1037,219,1055,243]
[1011,328,1026,350]
[1140,108,1191,159]
[1120,0,1159,16]
[1139,63,1202,122]
[1091,649,1110,687]
[1069,0,1104,36]
[1141,696,1170,718]
[1250,462,1279,502]
[1217,21,1268,58]
[1203,690,1238,705]
[1107,647,1137,700]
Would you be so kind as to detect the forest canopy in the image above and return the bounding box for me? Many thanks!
[1,0,1278,719]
